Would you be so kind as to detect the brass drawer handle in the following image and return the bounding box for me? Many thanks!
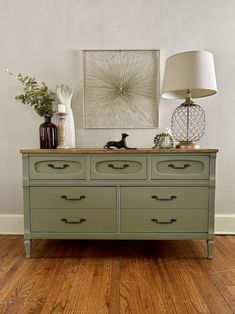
[151,195,177,201]
[168,163,191,170]
[48,163,69,169]
[61,218,86,224]
[61,195,86,201]
[108,163,130,170]
[151,218,177,224]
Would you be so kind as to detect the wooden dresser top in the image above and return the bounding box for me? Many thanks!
[20,148,218,154]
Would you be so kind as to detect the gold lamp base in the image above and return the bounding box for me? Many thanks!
[176,141,200,149]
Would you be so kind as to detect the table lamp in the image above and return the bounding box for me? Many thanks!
[161,51,217,149]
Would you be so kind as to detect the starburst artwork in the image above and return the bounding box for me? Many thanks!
[83,50,160,128]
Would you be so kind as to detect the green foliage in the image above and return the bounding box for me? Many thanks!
[14,73,56,117]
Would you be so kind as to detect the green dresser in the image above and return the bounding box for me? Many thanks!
[21,148,218,259]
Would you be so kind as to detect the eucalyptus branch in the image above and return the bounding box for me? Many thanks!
[6,70,56,117]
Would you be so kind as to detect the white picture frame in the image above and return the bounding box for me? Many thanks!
[82,49,160,128]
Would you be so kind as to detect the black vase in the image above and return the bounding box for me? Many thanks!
[39,115,58,149]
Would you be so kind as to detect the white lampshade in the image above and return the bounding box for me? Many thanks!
[161,51,217,99]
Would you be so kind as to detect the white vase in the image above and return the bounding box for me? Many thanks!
[65,105,76,148]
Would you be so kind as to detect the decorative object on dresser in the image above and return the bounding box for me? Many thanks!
[82,50,160,128]
[104,133,136,150]
[39,115,57,149]
[21,148,218,259]
[161,51,217,149]
[56,84,76,148]
[6,70,57,149]
[153,129,174,149]
[57,104,68,148]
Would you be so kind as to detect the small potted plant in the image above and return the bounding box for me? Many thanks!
[7,71,57,149]
[153,128,174,149]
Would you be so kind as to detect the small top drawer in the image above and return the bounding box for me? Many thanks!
[29,156,86,179]
[90,155,147,180]
[151,155,209,179]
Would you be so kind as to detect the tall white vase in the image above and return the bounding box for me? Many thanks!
[65,105,76,148]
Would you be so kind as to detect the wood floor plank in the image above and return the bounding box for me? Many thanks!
[176,241,234,313]
[0,240,62,306]
[71,243,103,314]
[6,300,55,314]
[150,240,201,313]
[144,258,173,313]
[209,270,235,313]
[51,242,96,313]
[120,256,138,313]
[40,241,87,311]
[95,244,113,314]
[194,238,235,314]
[107,251,120,314]
[0,237,25,278]
[133,255,155,314]
[0,236,234,313]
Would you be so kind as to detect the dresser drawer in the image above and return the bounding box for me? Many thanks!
[151,155,209,179]
[90,156,147,180]
[31,209,116,233]
[30,187,116,209]
[121,209,208,232]
[121,187,208,209]
[29,156,86,179]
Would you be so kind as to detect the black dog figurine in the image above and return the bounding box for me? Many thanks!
[104,133,136,150]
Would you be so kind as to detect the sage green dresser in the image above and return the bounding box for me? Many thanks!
[21,148,218,259]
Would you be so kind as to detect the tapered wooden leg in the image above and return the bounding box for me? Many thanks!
[207,240,214,259]
[24,239,32,258]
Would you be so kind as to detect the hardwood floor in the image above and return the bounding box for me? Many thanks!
[0,236,235,313]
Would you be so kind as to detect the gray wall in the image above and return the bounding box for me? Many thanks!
[0,0,234,221]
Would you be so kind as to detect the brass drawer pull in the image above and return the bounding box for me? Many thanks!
[151,195,177,201]
[168,163,191,170]
[48,163,69,169]
[61,195,86,201]
[151,218,177,224]
[108,163,130,170]
[61,218,86,224]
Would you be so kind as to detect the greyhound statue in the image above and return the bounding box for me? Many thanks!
[104,133,136,149]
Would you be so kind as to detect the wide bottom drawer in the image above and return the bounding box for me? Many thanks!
[31,209,116,233]
[121,209,208,233]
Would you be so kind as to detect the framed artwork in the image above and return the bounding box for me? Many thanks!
[82,49,160,128]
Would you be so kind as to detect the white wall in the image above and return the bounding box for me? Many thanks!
[0,0,234,231]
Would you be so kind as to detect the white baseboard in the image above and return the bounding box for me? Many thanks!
[0,214,24,234]
[0,214,234,235]
[215,214,235,234]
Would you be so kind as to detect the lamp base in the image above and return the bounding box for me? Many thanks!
[176,141,200,149]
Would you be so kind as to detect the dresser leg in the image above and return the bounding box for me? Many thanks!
[207,240,214,259]
[24,239,32,258]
